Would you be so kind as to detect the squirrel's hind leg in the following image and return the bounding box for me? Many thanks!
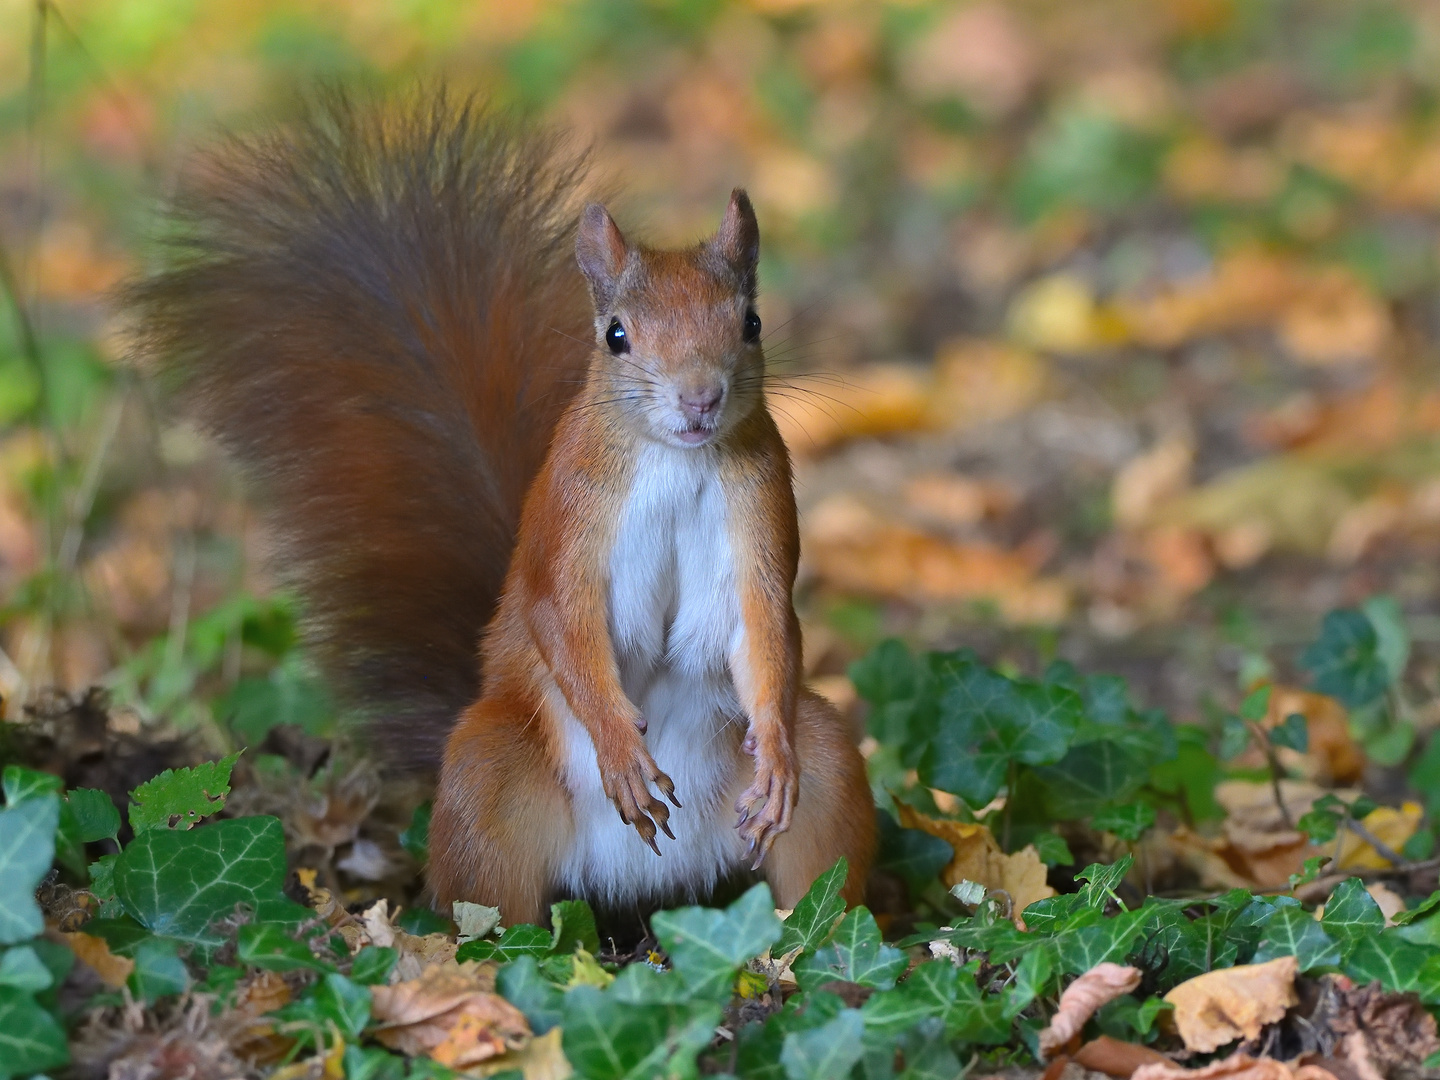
[428,696,572,925]
[756,690,875,908]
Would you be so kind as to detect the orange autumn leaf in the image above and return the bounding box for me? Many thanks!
[1039,963,1143,1057]
[1134,1054,1339,1080]
[61,931,134,989]
[896,804,1055,924]
[371,963,530,1068]
[1163,957,1298,1053]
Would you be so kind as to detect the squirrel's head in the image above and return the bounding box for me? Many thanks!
[576,190,763,450]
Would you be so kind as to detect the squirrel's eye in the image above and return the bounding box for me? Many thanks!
[743,310,761,343]
[605,319,629,355]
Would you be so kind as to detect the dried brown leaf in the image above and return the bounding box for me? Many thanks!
[62,930,135,989]
[897,805,1055,925]
[371,962,528,1067]
[1040,963,1143,1057]
[1163,957,1299,1053]
[1072,1035,1171,1078]
[1132,1053,1339,1080]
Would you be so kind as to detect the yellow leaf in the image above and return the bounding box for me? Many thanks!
[896,805,1055,925]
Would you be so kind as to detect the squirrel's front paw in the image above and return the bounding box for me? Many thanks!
[599,744,681,856]
[735,733,798,869]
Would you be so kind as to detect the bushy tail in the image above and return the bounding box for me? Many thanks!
[126,89,594,771]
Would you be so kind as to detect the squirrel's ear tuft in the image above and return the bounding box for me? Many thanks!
[576,203,628,306]
[713,188,759,290]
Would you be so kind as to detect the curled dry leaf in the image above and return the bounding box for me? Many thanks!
[1133,1054,1339,1080]
[1163,956,1299,1054]
[1072,1035,1171,1078]
[1039,963,1143,1057]
[897,805,1055,925]
[62,930,135,989]
[469,1028,573,1080]
[371,962,529,1068]
[1329,979,1440,1080]
[342,898,459,977]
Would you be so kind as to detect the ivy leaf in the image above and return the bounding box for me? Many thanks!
[1091,802,1157,842]
[921,661,1081,807]
[1269,714,1309,752]
[1006,942,1056,1016]
[1320,878,1385,945]
[128,752,241,832]
[1344,934,1436,997]
[67,788,121,845]
[560,987,719,1080]
[651,883,782,1000]
[129,936,190,1002]
[399,801,430,863]
[860,961,963,1035]
[1076,856,1134,910]
[237,923,333,972]
[1036,741,1149,818]
[315,973,371,1040]
[1302,609,1392,708]
[0,795,59,945]
[894,1016,961,1080]
[794,907,906,991]
[1219,716,1252,760]
[1,765,61,804]
[550,899,600,955]
[114,815,290,944]
[1054,908,1148,974]
[777,858,848,957]
[1253,906,1342,971]
[1031,831,1075,866]
[456,924,554,963]
[780,1007,865,1080]
[1239,685,1272,723]
[350,946,399,986]
[0,946,53,992]
[876,810,954,893]
[497,956,565,1035]
[1363,596,1410,684]
[0,986,68,1076]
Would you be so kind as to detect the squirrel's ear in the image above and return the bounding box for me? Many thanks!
[576,203,628,306]
[713,188,759,290]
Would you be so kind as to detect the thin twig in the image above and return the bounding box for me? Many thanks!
[1345,817,1407,867]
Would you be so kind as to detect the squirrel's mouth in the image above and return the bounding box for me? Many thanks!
[675,423,716,446]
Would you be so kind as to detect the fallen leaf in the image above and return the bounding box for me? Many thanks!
[469,1027,574,1079]
[1277,270,1390,367]
[1163,956,1298,1053]
[897,805,1056,924]
[1008,274,1105,353]
[772,363,933,457]
[1113,437,1193,529]
[1040,963,1144,1056]
[1365,883,1406,926]
[372,962,529,1067]
[903,473,1017,528]
[1260,687,1365,785]
[454,901,502,943]
[62,931,136,989]
[1072,1035,1172,1077]
[235,970,292,1016]
[1132,1053,1338,1080]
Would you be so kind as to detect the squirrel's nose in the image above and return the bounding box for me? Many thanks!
[679,387,723,421]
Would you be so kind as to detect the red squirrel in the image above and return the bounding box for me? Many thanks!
[127,91,875,923]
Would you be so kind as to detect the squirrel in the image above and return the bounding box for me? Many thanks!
[126,90,876,924]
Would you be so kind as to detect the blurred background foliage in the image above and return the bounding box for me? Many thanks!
[6,0,1440,769]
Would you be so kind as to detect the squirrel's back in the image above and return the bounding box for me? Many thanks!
[126,90,594,770]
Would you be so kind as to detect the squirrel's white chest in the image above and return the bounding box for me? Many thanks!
[555,443,748,906]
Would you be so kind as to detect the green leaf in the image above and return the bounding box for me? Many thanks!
[1076,856,1133,910]
[456,924,554,963]
[1091,802,1157,841]
[0,795,59,945]
[114,815,290,944]
[1006,941,1056,1016]
[561,987,719,1080]
[351,946,399,985]
[1269,714,1309,752]
[497,956,565,1035]
[129,936,190,1001]
[777,858,848,957]
[794,907,906,991]
[1253,906,1342,971]
[64,788,121,846]
[237,923,333,972]
[1036,741,1149,818]
[315,973,371,1039]
[0,986,68,1076]
[1031,831,1075,866]
[895,1016,961,1080]
[1240,685,1272,723]
[1321,878,1385,944]
[781,1007,864,1080]
[2,766,61,805]
[652,883,782,1000]
[1289,855,1331,889]
[1302,609,1391,708]
[1343,933,1435,996]
[0,946,53,992]
[1054,908,1148,974]
[921,659,1081,807]
[1219,715,1251,760]
[128,752,241,832]
[860,961,963,1036]
[1363,596,1410,684]
[876,811,953,892]
[400,801,431,863]
[550,899,600,956]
